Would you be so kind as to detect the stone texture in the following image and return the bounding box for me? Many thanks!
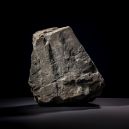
[28,26,104,104]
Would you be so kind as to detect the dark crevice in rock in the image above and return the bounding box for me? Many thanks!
[59,32,65,44]
[64,80,76,86]
[56,83,59,96]
[76,78,92,85]
[48,44,59,80]
[32,86,40,92]
[69,48,75,57]
[31,68,40,75]
[48,44,54,63]
[43,37,47,45]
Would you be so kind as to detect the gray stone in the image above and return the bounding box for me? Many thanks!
[28,26,104,104]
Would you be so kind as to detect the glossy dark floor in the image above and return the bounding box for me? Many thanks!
[0,98,129,129]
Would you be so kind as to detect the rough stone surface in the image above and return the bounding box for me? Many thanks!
[28,26,104,104]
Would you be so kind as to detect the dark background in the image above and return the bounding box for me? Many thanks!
[0,6,128,98]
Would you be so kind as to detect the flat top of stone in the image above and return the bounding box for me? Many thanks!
[45,26,71,36]
[33,26,71,42]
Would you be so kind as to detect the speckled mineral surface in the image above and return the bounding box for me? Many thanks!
[28,26,104,104]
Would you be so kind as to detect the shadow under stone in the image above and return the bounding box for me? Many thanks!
[0,102,100,117]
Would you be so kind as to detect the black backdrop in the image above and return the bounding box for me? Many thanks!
[0,7,128,98]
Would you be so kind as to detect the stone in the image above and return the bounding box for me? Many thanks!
[28,26,104,104]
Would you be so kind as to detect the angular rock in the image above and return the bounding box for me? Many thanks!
[28,26,104,104]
